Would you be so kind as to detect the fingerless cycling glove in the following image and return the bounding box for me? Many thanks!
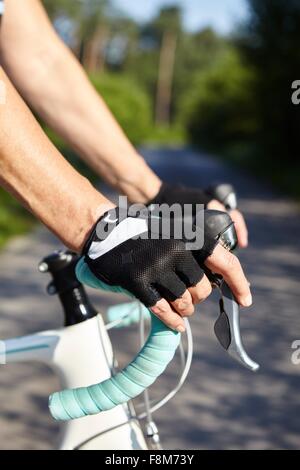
[83,208,217,307]
[149,182,212,214]
[148,182,237,214]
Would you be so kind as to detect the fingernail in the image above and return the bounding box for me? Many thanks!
[176,325,186,333]
[242,294,252,307]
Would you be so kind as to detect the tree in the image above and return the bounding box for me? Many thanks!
[174,28,229,118]
[152,6,182,125]
[182,49,258,149]
[239,0,300,171]
[43,0,109,71]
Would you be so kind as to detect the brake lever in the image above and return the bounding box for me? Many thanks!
[202,209,260,372]
[214,280,259,371]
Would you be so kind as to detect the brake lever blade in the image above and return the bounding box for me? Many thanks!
[214,281,260,372]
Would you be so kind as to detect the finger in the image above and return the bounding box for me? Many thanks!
[150,298,186,332]
[230,209,248,248]
[176,253,205,287]
[156,273,194,317]
[206,199,226,211]
[131,281,186,331]
[188,274,212,304]
[205,244,252,307]
[171,289,194,317]
[131,281,162,309]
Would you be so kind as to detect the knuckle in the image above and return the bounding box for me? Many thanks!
[193,279,212,302]
[151,300,169,315]
[173,299,194,317]
[150,304,179,329]
[181,290,192,301]
[150,306,162,318]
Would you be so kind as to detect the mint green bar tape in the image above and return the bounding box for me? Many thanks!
[48,259,181,421]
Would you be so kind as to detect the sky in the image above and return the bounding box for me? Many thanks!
[112,0,250,35]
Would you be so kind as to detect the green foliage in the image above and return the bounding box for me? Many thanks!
[124,50,160,109]
[143,124,186,146]
[181,49,259,150]
[174,28,230,117]
[43,0,81,19]
[43,2,234,130]
[44,128,96,183]
[239,0,300,171]
[43,0,107,22]
[0,189,35,248]
[1,70,152,249]
[90,73,153,144]
[179,0,300,199]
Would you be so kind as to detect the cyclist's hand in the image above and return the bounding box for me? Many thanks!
[149,182,212,213]
[149,182,248,248]
[83,208,217,332]
[207,199,248,248]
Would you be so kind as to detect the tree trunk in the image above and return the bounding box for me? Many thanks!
[155,31,177,126]
[81,26,109,73]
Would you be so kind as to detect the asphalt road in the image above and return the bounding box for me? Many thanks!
[0,147,299,450]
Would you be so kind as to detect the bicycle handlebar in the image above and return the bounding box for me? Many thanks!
[48,259,181,421]
[206,183,237,210]
[49,207,259,421]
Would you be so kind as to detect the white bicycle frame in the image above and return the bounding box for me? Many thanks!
[1,312,148,450]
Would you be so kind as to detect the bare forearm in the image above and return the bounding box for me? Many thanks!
[0,67,113,251]
[29,54,160,202]
[0,0,161,203]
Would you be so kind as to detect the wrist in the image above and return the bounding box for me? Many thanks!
[73,200,116,253]
[118,156,162,204]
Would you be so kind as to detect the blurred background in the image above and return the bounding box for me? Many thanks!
[0,0,300,450]
[1,0,300,243]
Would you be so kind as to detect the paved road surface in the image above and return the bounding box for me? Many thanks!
[0,147,299,449]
